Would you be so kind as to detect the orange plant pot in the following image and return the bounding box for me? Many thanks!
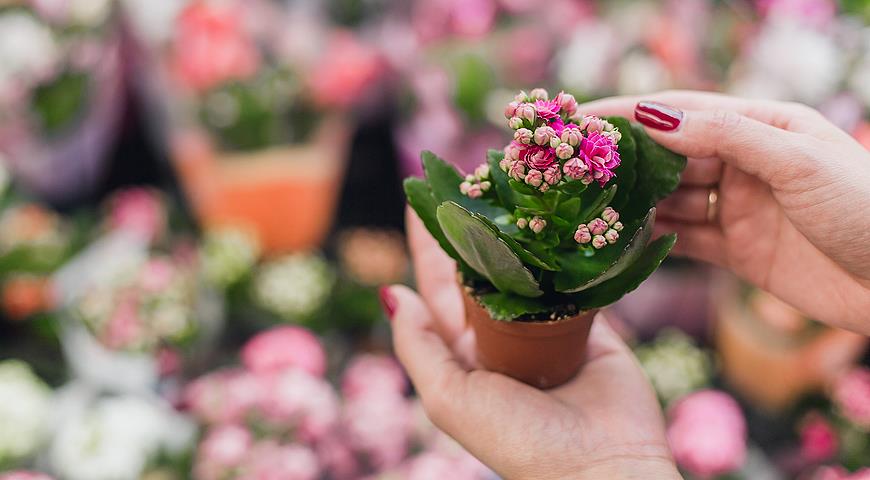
[462,285,597,389]
[713,277,868,412]
[170,119,348,254]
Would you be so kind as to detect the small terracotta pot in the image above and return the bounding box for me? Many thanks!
[462,287,597,389]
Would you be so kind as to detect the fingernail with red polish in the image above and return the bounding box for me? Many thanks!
[634,101,683,131]
[379,286,397,320]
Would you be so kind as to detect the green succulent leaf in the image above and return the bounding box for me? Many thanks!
[577,184,617,224]
[623,125,687,219]
[508,179,538,196]
[404,177,461,261]
[476,292,552,321]
[555,197,581,220]
[421,150,511,223]
[473,212,560,271]
[437,201,543,297]
[553,208,656,293]
[486,149,515,211]
[572,233,677,309]
[606,116,638,211]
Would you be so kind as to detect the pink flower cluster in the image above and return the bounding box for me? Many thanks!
[186,326,491,480]
[574,206,624,249]
[493,88,622,196]
[667,390,747,478]
[832,367,870,429]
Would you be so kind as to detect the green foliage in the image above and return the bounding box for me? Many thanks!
[31,70,88,136]
[451,54,496,125]
[404,118,685,320]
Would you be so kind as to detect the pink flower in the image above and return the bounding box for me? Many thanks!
[832,367,870,429]
[108,188,165,243]
[667,390,747,478]
[587,218,608,235]
[534,99,561,120]
[0,473,54,480]
[195,424,252,480]
[259,368,340,441]
[504,140,525,161]
[184,368,263,424]
[591,235,606,249]
[800,412,839,462]
[317,434,360,480]
[342,354,408,400]
[523,145,556,170]
[171,0,260,92]
[239,441,320,480]
[241,326,326,377]
[574,225,591,244]
[543,165,561,185]
[157,347,182,377]
[524,169,543,187]
[560,125,583,147]
[554,91,578,116]
[562,157,588,180]
[343,392,414,470]
[555,143,574,160]
[103,296,144,350]
[811,466,870,480]
[601,207,619,226]
[578,132,620,186]
[529,217,546,234]
[504,101,520,119]
[309,32,384,110]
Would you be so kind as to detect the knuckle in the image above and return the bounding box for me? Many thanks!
[709,109,743,131]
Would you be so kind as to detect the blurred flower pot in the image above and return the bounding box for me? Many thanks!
[1,33,124,205]
[713,276,868,412]
[170,118,348,254]
[462,284,596,389]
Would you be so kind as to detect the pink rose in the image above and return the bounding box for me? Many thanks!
[239,441,320,480]
[341,354,407,400]
[533,99,561,120]
[108,188,165,243]
[800,412,839,462]
[171,0,260,92]
[0,473,54,480]
[522,145,556,170]
[241,326,326,377]
[184,368,263,424]
[667,390,747,478]
[194,424,253,480]
[832,367,870,429]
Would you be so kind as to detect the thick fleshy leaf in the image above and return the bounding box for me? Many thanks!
[577,184,617,224]
[473,212,560,271]
[623,126,687,219]
[572,234,677,309]
[553,208,656,293]
[421,151,507,221]
[437,202,543,297]
[404,177,461,261]
[606,116,638,211]
[486,149,515,211]
[476,292,552,321]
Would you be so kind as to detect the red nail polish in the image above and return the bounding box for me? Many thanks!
[634,101,683,131]
[379,286,397,320]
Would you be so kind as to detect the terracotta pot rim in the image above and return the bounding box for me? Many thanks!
[463,288,597,338]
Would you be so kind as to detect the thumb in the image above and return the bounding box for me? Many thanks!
[634,101,811,187]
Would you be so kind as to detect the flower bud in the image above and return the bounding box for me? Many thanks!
[581,115,605,133]
[543,165,561,185]
[516,217,528,229]
[525,169,543,187]
[555,143,574,160]
[562,157,588,180]
[516,104,536,123]
[459,181,472,195]
[588,218,608,235]
[533,126,555,146]
[467,184,483,199]
[603,128,622,143]
[508,160,526,181]
[605,229,619,244]
[529,88,548,101]
[508,116,524,130]
[612,221,623,231]
[581,173,594,185]
[574,224,591,244]
[601,207,619,226]
[538,182,550,192]
[556,92,577,116]
[475,164,490,179]
[592,235,607,249]
[505,142,522,161]
[514,91,529,103]
[560,127,583,147]
[480,181,491,191]
[504,101,520,119]
[465,174,475,182]
[514,128,533,145]
[549,135,561,148]
[529,216,546,234]
[499,157,510,172]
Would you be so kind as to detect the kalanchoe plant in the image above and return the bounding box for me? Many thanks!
[404,88,686,321]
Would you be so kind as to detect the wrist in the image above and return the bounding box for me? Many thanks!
[570,456,682,480]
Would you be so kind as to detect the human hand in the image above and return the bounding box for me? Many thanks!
[580,91,870,334]
[380,210,682,480]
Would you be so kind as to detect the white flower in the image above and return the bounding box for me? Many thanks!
[200,228,260,289]
[48,391,195,480]
[0,360,51,463]
[253,253,335,321]
[635,329,713,405]
[0,12,58,92]
[730,19,845,104]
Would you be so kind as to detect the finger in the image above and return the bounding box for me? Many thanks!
[387,284,467,402]
[656,187,712,223]
[654,220,726,267]
[580,90,830,134]
[406,207,467,345]
[681,157,722,187]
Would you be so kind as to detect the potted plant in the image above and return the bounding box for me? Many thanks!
[404,88,686,388]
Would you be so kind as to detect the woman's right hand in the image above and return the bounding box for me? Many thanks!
[580,91,870,334]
